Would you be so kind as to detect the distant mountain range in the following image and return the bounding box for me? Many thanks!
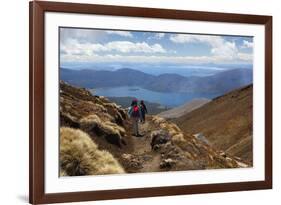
[60,67,253,95]
[61,62,252,77]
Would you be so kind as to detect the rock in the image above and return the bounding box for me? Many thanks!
[143,155,152,161]
[121,153,133,160]
[194,133,209,144]
[152,144,161,150]
[121,154,143,169]
[160,158,176,169]
[150,130,171,150]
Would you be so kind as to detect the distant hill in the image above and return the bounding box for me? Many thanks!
[60,68,154,88]
[158,98,210,119]
[60,67,253,95]
[172,84,253,164]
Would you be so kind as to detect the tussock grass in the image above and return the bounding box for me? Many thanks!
[79,114,126,147]
[60,169,68,177]
[103,121,125,136]
[79,114,101,130]
[60,127,125,176]
[152,116,186,143]
[103,102,119,109]
[172,133,185,143]
[94,102,107,113]
[151,116,166,124]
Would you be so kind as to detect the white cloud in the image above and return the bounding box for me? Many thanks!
[61,39,166,55]
[60,28,133,45]
[105,31,133,37]
[170,34,198,43]
[105,41,166,53]
[60,28,103,44]
[155,33,165,39]
[211,41,237,60]
[170,34,239,60]
[61,32,252,65]
[241,40,253,48]
[237,52,253,61]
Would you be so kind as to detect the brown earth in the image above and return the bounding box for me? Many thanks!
[172,85,253,165]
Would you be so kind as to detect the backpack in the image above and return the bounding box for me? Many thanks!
[131,105,140,118]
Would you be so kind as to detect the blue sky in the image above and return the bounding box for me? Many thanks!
[60,27,253,69]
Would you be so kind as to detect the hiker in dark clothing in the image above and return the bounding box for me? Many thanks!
[128,99,141,136]
[140,100,148,123]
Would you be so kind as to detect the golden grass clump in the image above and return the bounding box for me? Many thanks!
[79,114,126,147]
[152,116,186,143]
[80,114,125,137]
[60,169,68,177]
[103,112,114,121]
[169,124,182,132]
[152,116,166,125]
[79,114,101,130]
[98,96,108,101]
[103,102,119,110]
[60,127,125,176]
[171,133,186,143]
[94,102,107,113]
[103,121,125,136]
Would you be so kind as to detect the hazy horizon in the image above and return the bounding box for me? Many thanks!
[60,62,253,77]
[60,28,253,74]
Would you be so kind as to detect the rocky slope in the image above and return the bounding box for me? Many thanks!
[173,85,253,165]
[59,81,249,176]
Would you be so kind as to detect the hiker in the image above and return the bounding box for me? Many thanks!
[140,100,148,123]
[128,99,141,136]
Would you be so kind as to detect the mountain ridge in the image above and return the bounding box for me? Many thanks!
[60,67,253,95]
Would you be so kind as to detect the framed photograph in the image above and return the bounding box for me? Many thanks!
[29,1,272,204]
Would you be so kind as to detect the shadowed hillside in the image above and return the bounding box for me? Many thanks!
[59,81,250,176]
[172,85,253,164]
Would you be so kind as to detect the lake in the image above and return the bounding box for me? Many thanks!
[92,86,219,108]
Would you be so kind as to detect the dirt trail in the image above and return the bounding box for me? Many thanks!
[129,116,162,173]
[131,122,151,154]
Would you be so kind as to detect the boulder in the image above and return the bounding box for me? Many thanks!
[150,130,171,150]
[160,158,176,169]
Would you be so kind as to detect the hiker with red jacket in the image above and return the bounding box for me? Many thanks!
[140,100,148,123]
[128,99,141,136]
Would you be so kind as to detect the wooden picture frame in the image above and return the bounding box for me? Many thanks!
[29,1,272,204]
